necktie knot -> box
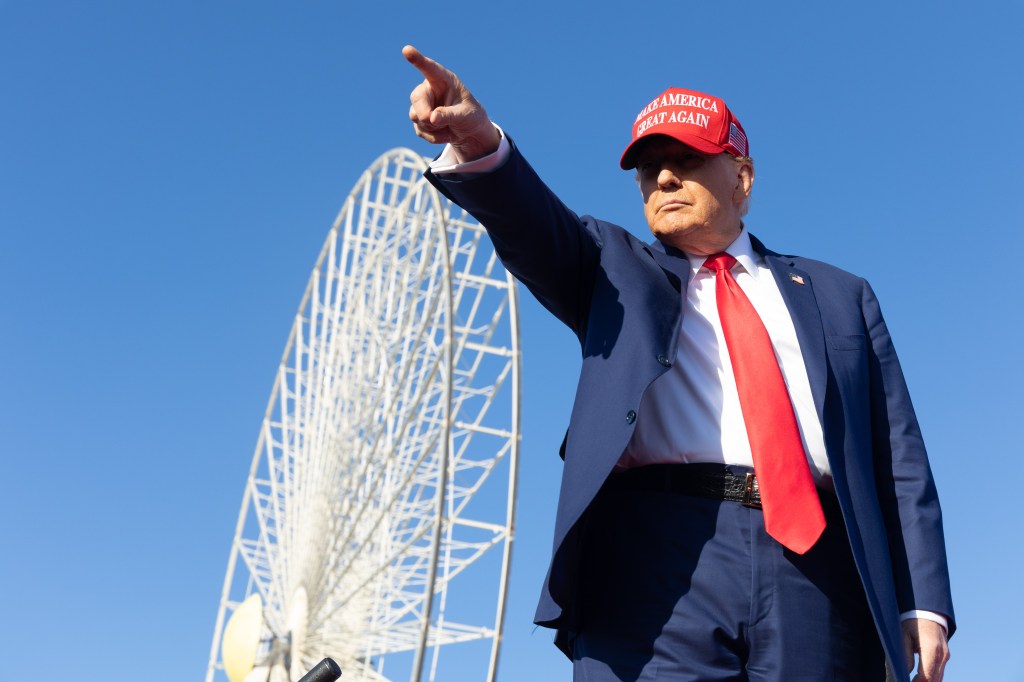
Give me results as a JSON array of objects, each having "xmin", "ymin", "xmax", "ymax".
[{"xmin": 704, "ymin": 253, "xmax": 737, "ymax": 273}]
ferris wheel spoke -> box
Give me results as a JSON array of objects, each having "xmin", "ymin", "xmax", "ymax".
[
  {"xmin": 307, "ymin": 364, "xmax": 450, "ymax": 622},
  {"xmin": 324, "ymin": 338, "xmax": 447, "ymax": 540},
  {"xmin": 311, "ymin": 304, "xmax": 442, "ymax": 508}
]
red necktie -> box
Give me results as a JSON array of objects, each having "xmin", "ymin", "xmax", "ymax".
[{"xmin": 704, "ymin": 253, "xmax": 825, "ymax": 554}]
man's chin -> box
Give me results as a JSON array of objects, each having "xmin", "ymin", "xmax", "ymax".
[
  {"xmin": 650, "ymin": 225, "xmax": 699, "ymax": 250},
  {"xmin": 650, "ymin": 225, "xmax": 741, "ymax": 257}
]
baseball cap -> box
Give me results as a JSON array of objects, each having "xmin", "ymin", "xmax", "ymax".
[{"xmin": 620, "ymin": 87, "xmax": 749, "ymax": 169}]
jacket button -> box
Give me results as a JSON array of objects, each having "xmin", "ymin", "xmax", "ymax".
[
  {"xmin": 625, "ymin": 410, "xmax": 637, "ymax": 424},
  {"xmin": 657, "ymin": 354, "xmax": 671, "ymax": 367}
]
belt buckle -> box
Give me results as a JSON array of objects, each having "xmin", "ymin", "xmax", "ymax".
[{"xmin": 742, "ymin": 473, "xmax": 762, "ymax": 509}]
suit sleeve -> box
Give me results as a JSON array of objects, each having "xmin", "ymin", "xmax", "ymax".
[
  {"xmin": 424, "ymin": 137, "xmax": 601, "ymax": 337},
  {"xmin": 862, "ymin": 279, "xmax": 956, "ymax": 634}
]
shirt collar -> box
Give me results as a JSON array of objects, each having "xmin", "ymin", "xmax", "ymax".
[{"xmin": 685, "ymin": 227, "xmax": 763, "ymax": 279}]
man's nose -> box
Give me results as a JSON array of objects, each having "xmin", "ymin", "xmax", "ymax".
[{"xmin": 657, "ymin": 166, "xmax": 682, "ymax": 188}]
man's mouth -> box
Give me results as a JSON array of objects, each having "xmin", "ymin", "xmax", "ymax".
[{"xmin": 659, "ymin": 200, "xmax": 689, "ymax": 212}]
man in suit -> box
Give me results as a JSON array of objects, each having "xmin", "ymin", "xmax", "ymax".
[{"xmin": 402, "ymin": 46, "xmax": 954, "ymax": 681}]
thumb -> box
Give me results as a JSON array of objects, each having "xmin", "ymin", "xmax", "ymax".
[
  {"xmin": 430, "ymin": 100, "xmax": 474, "ymax": 127},
  {"xmin": 904, "ymin": 632, "xmax": 917, "ymax": 675}
]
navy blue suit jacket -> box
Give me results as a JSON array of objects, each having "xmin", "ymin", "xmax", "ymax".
[{"xmin": 425, "ymin": 139, "xmax": 954, "ymax": 674}]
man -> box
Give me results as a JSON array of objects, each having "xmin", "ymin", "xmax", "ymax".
[{"xmin": 402, "ymin": 45, "xmax": 954, "ymax": 681}]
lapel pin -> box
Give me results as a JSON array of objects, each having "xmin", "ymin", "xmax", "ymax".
[{"xmin": 789, "ymin": 273, "xmax": 805, "ymax": 285}]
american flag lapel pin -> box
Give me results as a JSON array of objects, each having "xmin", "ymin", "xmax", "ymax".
[{"xmin": 789, "ymin": 273, "xmax": 805, "ymax": 285}]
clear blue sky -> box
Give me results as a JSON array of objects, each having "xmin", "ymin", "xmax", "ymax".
[{"xmin": 2, "ymin": 2, "xmax": 1021, "ymax": 680}]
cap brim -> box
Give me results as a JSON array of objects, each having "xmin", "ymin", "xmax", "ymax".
[{"xmin": 619, "ymin": 132, "xmax": 726, "ymax": 170}]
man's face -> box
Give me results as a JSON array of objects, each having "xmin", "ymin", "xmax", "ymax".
[{"xmin": 636, "ymin": 136, "xmax": 753, "ymax": 256}]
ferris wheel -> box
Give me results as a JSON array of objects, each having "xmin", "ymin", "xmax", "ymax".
[{"xmin": 205, "ymin": 148, "xmax": 521, "ymax": 682}]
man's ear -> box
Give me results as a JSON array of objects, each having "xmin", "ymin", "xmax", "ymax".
[{"xmin": 735, "ymin": 160, "xmax": 754, "ymax": 204}]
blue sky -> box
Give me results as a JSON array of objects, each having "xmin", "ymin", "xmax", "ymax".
[{"xmin": 2, "ymin": 1, "xmax": 1021, "ymax": 680}]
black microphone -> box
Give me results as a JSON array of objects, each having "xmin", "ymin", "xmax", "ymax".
[{"xmin": 297, "ymin": 657, "xmax": 342, "ymax": 682}]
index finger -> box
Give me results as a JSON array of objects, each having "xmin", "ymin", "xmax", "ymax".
[{"xmin": 402, "ymin": 45, "xmax": 452, "ymax": 91}]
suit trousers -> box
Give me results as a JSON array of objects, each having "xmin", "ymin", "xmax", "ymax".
[{"xmin": 571, "ymin": 466, "xmax": 886, "ymax": 682}]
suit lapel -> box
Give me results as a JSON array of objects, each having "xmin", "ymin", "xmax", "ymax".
[
  {"xmin": 641, "ymin": 241, "xmax": 690, "ymax": 352},
  {"xmin": 646, "ymin": 240, "xmax": 691, "ymax": 290},
  {"xmin": 759, "ymin": 245, "xmax": 828, "ymax": 425}
]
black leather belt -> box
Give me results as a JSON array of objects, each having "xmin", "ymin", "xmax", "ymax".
[{"xmin": 606, "ymin": 463, "xmax": 763, "ymax": 509}]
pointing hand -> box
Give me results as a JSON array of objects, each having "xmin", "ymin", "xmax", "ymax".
[{"xmin": 403, "ymin": 45, "xmax": 501, "ymax": 163}]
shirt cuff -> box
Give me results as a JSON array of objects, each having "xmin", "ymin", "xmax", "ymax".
[
  {"xmin": 429, "ymin": 124, "xmax": 508, "ymax": 174},
  {"xmin": 899, "ymin": 610, "xmax": 949, "ymax": 634}
]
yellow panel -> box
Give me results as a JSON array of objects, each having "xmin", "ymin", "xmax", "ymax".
[{"xmin": 222, "ymin": 594, "xmax": 263, "ymax": 682}]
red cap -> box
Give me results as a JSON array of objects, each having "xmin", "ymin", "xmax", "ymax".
[{"xmin": 619, "ymin": 87, "xmax": 749, "ymax": 169}]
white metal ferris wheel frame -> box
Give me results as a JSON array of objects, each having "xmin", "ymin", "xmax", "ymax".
[{"xmin": 206, "ymin": 148, "xmax": 521, "ymax": 682}]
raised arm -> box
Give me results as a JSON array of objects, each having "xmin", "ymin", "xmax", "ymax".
[
  {"xmin": 402, "ymin": 46, "xmax": 602, "ymax": 337},
  {"xmin": 402, "ymin": 45, "xmax": 501, "ymax": 163}
]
